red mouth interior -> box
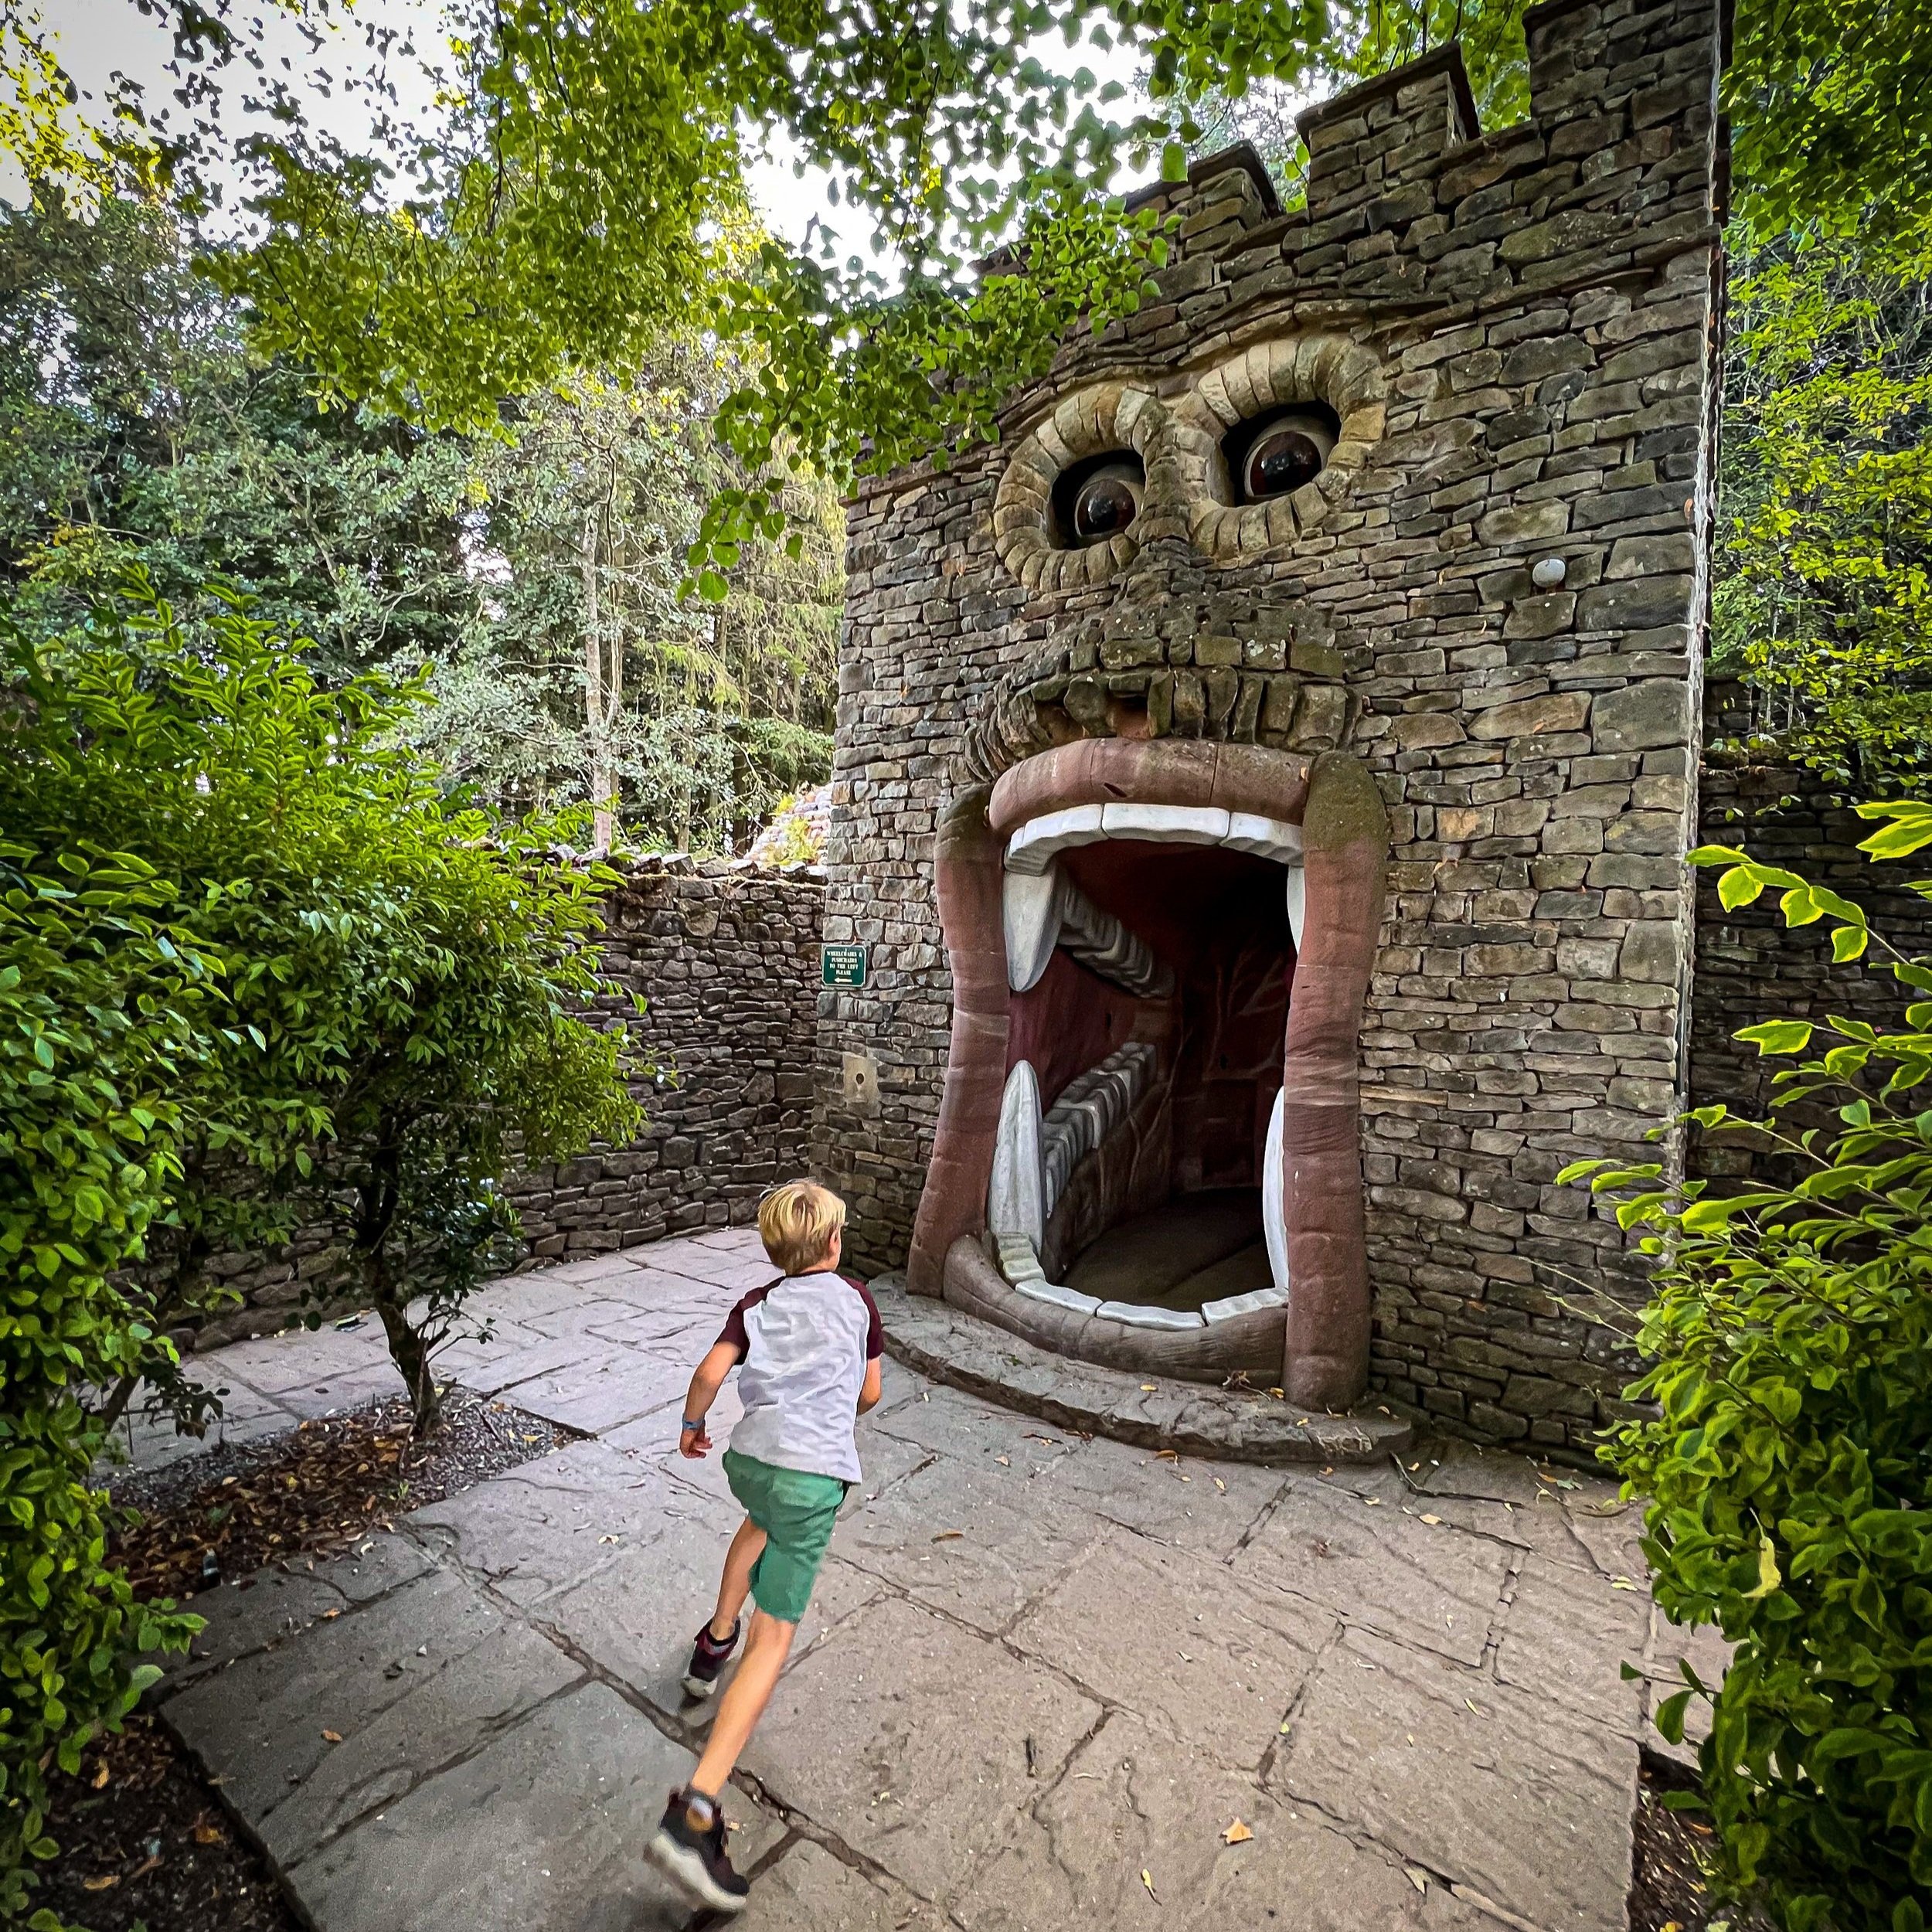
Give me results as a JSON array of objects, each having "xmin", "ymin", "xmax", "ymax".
[{"xmin": 1005, "ymin": 838, "xmax": 1294, "ymax": 1306}]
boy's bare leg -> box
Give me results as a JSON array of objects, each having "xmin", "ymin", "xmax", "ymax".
[
  {"xmin": 709, "ymin": 1519, "xmax": 766, "ymax": 1640},
  {"xmin": 690, "ymin": 1610, "xmax": 795, "ymax": 1797}
]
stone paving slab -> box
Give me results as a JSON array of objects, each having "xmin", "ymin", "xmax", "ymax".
[
  {"xmin": 1012, "ymin": 1532, "xmax": 1330, "ymax": 1770},
  {"xmin": 1272, "ymin": 1625, "xmax": 1638, "ymax": 1932},
  {"xmin": 406, "ymin": 1438, "xmax": 702, "ymax": 1606},
  {"xmin": 168, "ymin": 1567, "xmax": 570, "ymax": 1866},
  {"xmin": 164, "ymin": 1534, "xmax": 434, "ymax": 1689},
  {"xmin": 830, "ymin": 1453, "xmax": 1106, "ymax": 1637},
  {"xmin": 285, "ymin": 1682, "xmax": 786, "ymax": 1932},
  {"xmin": 873, "ymin": 1273, "xmax": 1415, "ymax": 1464},
  {"xmin": 1230, "ymin": 1478, "xmax": 1518, "ymax": 1668},
  {"xmin": 730, "ymin": 1837, "xmax": 950, "ymax": 1931},
  {"xmin": 1492, "ymin": 1553, "xmax": 1652, "ymax": 1736},
  {"xmin": 743, "ymin": 1592, "xmax": 1103, "ymax": 1900},
  {"xmin": 1028, "ymin": 1428, "xmax": 1289, "ymax": 1560},
  {"xmin": 125, "ymin": 1230, "xmax": 1670, "ymax": 1932},
  {"xmin": 956, "ymin": 1707, "xmax": 1460, "ymax": 1932}
]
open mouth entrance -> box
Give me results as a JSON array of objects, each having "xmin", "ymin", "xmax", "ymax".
[
  {"xmin": 992, "ymin": 834, "xmax": 1297, "ymax": 1330},
  {"xmin": 909, "ymin": 737, "xmax": 1386, "ymax": 1404}
]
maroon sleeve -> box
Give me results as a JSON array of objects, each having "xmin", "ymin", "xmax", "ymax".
[
  {"xmin": 715, "ymin": 1281, "xmax": 777, "ymax": 1362},
  {"xmin": 848, "ymin": 1275, "xmax": 884, "ymax": 1361}
]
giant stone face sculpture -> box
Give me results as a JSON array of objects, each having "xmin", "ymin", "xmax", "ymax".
[{"xmin": 817, "ymin": 0, "xmax": 1724, "ymax": 1447}]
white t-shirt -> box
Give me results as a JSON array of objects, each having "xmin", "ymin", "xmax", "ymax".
[{"xmin": 716, "ymin": 1271, "xmax": 883, "ymax": 1485}]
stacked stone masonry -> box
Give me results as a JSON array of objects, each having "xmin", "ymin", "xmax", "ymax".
[
  {"xmin": 199, "ymin": 861, "xmax": 822, "ymax": 1343},
  {"xmin": 1691, "ymin": 680, "xmax": 1931, "ymax": 1180},
  {"xmin": 814, "ymin": 0, "xmax": 1726, "ymax": 1454}
]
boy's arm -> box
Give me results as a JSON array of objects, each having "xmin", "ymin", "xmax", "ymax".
[
  {"xmin": 679, "ymin": 1341, "xmax": 740, "ymax": 1458},
  {"xmin": 856, "ymin": 1356, "xmax": 883, "ymax": 1416}
]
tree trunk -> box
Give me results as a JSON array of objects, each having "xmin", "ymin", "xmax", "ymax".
[
  {"xmin": 583, "ymin": 509, "xmax": 617, "ymax": 852},
  {"xmin": 375, "ymin": 1298, "xmax": 443, "ymax": 1437}
]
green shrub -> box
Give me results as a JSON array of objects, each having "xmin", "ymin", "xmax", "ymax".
[
  {"xmin": 7, "ymin": 572, "xmax": 643, "ymax": 1435},
  {"xmin": 1569, "ymin": 802, "xmax": 1932, "ymax": 1932},
  {"xmin": 0, "ymin": 570, "xmax": 644, "ymax": 1918},
  {"xmin": 0, "ymin": 840, "xmax": 202, "ymax": 1926}
]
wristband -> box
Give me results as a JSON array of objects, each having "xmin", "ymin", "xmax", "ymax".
[{"xmin": 680, "ymin": 1417, "xmax": 704, "ymax": 1432}]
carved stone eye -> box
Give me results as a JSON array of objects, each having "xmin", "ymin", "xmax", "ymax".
[
  {"xmin": 1227, "ymin": 409, "xmax": 1338, "ymax": 503},
  {"xmin": 1053, "ymin": 454, "xmax": 1144, "ymax": 549}
]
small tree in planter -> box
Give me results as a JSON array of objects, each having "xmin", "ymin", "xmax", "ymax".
[
  {"xmin": 1566, "ymin": 802, "xmax": 1932, "ymax": 1932},
  {"xmin": 9, "ymin": 572, "xmax": 641, "ymax": 1440},
  {"xmin": 291, "ymin": 815, "xmax": 641, "ymax": 1434}
]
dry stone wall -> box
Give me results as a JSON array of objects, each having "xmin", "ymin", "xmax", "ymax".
[
  {"xmin": 509, "ymin": 860, "xmax": 825, "ymax": 1255},
  {"xmin": 1691, "ymin": 681, "xmax": 1930, "ymax": 1178},
  {"xmin": 815, "ymin": 0, "xmax": 1726, "ymax": 1454},
  {"xmin": 199, "ymin": 860, "xmax": 821, "ymax": 1343}
]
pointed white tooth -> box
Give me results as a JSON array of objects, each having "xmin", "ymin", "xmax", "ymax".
[
  {"xmin": 1263, "ymin": 1086, "xmax": 1290, "ymax": 1293},
  {"xmin": 1006, "ymin": 804, "xmax": 1104, "ymax": 874},
  {"xmin": 1097, "ymin": 802, "xmax": 1230, "ymax": 845},
  {"xmin": 1004, "ymin": 867, "xmax": 1063, "ymax": 993},
  {"xmin": 1017, "ymin": 1279, "xmax": 1101, "ymax": 1315},
  {"xmin": 988, "ymin": 1061, "xmax": 1046, "ymax": 1245},
  {"xmin": 1096, "ymin": 1301, "xmax": 1206, "ymax": 1330},
  {"xmin": 1223, "ymin": 812, "xmax": 1304, "ymax": 863},
  {"xmin": 1284, "ymin": 864, "xmax": 1307, "ymax": 952},
  {"xmin": 1203, "ymin": 1285, "xmax": 1291, "ymax": 1323}
]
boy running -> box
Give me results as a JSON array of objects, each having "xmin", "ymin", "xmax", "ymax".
[{"xmin": 646, "ymin": 1180, "xmax": 883, "ymax": 1913}]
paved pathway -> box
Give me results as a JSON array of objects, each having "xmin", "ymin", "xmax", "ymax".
[{"xmin": 134, "ymin": 1230, "xmax": 1719, "ymax": 1932}]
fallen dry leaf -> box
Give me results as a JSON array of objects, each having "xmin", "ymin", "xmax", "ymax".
[
  {"xmin": 1141, "ymin": 1868, "xmax": 1158, "ymax": 1900},
  {"xmin": 90, "ymin": 1760, "xmax": 110, "ymax": 1790},
  {"xmin": 1139, "ymin": 1383, "xmax": 1157, "ymax": 1392},
  {"xmin": 83, "ymin": 1874, "xmax": 120, "ymax": 1891},
  {"xmin": 193, "ymin": 1818, "xmax": 223, "ymax": 1845},
  {"xmin": 1419, "ymin": 1513, "xmax": 1442, "ymax": 1526},
  {"xmin": 321, "ymin": 1728, "xmax": 343, "ymax": 1743},
  {"xmin": 932, "ymin": 1530, "xmax": 964, "ymax": 1543},
  {"xmin": 1405, "ymin": 1866, "xmax": 1429, "ymax": 1893},
  {"xmin": 1222, "ymin": 1819, "xmax": 1254, "ymax": 1845}
]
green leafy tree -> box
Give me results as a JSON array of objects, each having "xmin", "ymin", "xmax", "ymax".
[
  {"xmin": 1709, "ymin": 226, "xmax": 1932, "ymax": 788},
  {"xmin": 0, "ymin": 181, "xmax": 476, "ymax": 676},
  {"xmin": 6, "ymin": 571, "xmax": 644, "ymax": 1437},
  {"xmin": 1567, "ymin": 804, "xmax": 1932, "ymax": 1932}
]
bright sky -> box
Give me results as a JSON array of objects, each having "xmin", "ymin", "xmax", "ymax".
[{"xmin": 33, "ymin": 0, "xmax": 1160, "ymax": 257}]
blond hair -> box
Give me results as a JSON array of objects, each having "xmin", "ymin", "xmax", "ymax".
[{"xmin": 757, "ymin": 1180, "xmax": 847, "ymax": 1275}]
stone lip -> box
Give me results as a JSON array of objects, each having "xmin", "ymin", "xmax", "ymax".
[{"xmin": 872, "ymin": 1273, "xmax": 1413, "ymax": 1464}]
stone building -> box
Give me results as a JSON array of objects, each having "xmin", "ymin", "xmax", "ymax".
[{"xmin": 813, "ymin": 0, "xmax": 1726, "ymax": 1454}]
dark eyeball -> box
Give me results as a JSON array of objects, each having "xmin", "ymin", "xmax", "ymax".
[
  {"xmin": 1240, "ymin": 414, "xmax": 1336, "ymax": 500},
  {"xmin": 1070, "ymin": 462, "xmax": 1142, "ymax": 545}
]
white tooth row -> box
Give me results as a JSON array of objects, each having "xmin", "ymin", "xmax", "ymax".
[
  {"xmin": 990, "ymin": 1046, "xmax": 1155, "ymax": 1248},
  {"xmin": 1004, "ymin": 869, "xmax": 1171, "ymax": 997},
  {"xmin": 988, "ymin": 1056, "xmax": 1291, "ymax": 1329},
  {"xmin": 1044, "ymin": 1043, "xmax": 1157, "ymax": 1204},
  {"xmin": 1004, "ymin": 803, "xmax": 1307, "ymax": 951}
]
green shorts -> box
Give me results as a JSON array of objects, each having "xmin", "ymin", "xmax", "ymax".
[{"xmin": 723, "ymin": 1449, "xmax": 849, "ymax": 1625}]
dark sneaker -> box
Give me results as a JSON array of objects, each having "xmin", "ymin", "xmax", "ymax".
[
  {"xmin": 681, "ymin": 1617, "xmax": 740, "ymax": 1699},
  {"xmin": 648, "ymin": 1788, "xmax": 750, "ymax": 1913}
]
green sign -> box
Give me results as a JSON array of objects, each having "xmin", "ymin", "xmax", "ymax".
[{"xmin": 821, "ymin": 943, "xmax": 868, "ymax": 988}]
